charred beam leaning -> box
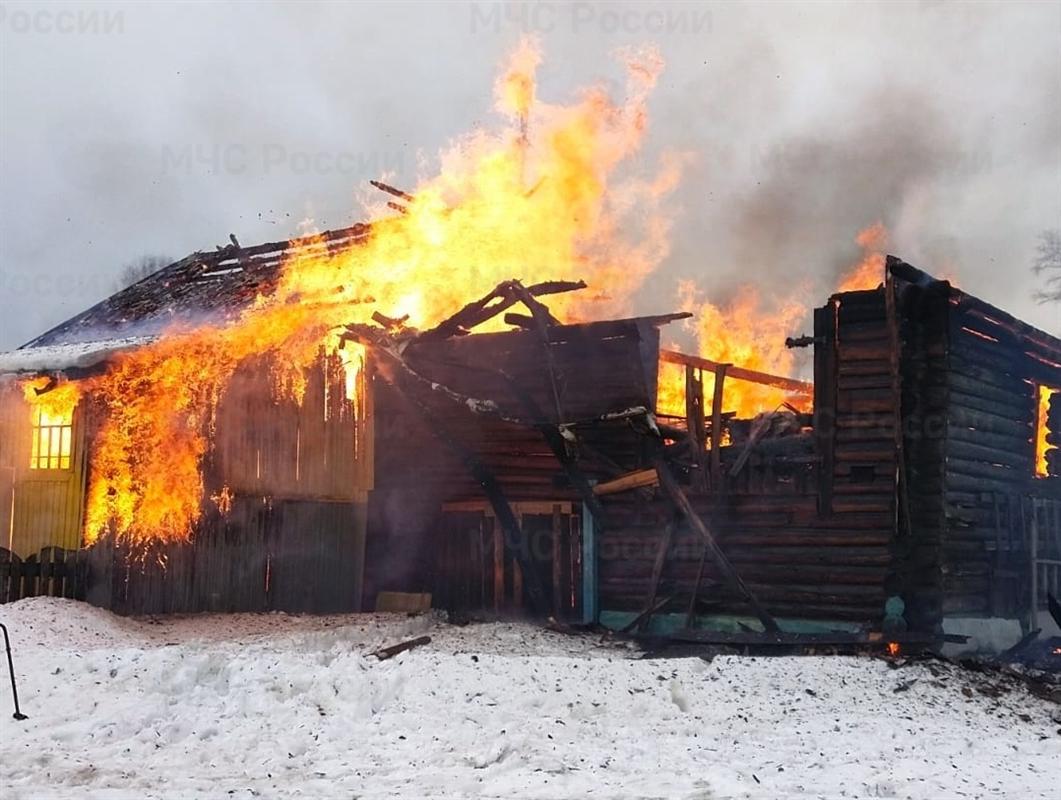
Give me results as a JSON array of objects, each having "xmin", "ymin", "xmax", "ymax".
[
  {"xmin": 653, "ymin": 457, "xmax": 781, "ymax": 633},
  {"xmin": 660, "ymin": 349, "xmax": 812, "ymax": 396},
  {"xmin": 369, "ymin": 179, "xmax": 415, "ymax": 203}
]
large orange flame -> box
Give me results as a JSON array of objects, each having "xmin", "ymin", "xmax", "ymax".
[
  {"xmin": 21, "ymin": 39, "xmax": 678, "ymax": 545},
  {"xmin": 658, "ymin": 284, "xmax": 809, "ymax": 418},
  {"xmin": 655, "ymin": 222, "xmax": 891, "ymax": 422},
  {"xmin": 837, "ymin": 222, "xmax": 887, "ymax": 293}
]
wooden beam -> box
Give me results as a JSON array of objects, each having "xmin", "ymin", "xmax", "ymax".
[
  {"xmin": 660, "ymin": 349, "xmax": 812, "ymax": 396},
  {"xmin": 685, "ymin": 544, "xmax": 708, "ymax": 627},
  {"xmin": 686, "ymin": 365, "xmax": 708, "ymax": 491},
  {"xmin": 552, "ymin": 504, "xmax": 563, "ymax": 619},
  {"xmin": 619, "ymin": 593, "xmax": 675, "ymax": 634},
  {"xmin": 592, "ymin": 468, "xmax": 659, "ymax": 496},
  {"xmin": 415, "ymin": 279, "xmax": 587, "ymax": 342},
  {"xmin": 653, "ymin": 457, "xmax": 780, "ymax": 632},
  {"xmin": 371, "ymin": 635, "xmax": 431, "ymax": 661},
  {"xmin": 709, "ymin": 363, "xmax": 728, "ymax": 490}
]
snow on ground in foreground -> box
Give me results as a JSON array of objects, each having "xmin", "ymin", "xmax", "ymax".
[{"xmin": 0, "ymin": 598, "xmax": 1058, "ymax": 800}]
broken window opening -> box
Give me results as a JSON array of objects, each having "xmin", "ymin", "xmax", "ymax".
[{"xmin": 1035, "ymin": 385, "xmax": 1059, "ymax": 478}]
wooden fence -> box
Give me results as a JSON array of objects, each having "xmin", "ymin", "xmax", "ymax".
[
  {"xmin": 1, "ymin": 497, "xmax": 366, "ymax": 614},
  {"xmin": 0, "ymin": 546, "xmax": 87, "ymax": 603}
]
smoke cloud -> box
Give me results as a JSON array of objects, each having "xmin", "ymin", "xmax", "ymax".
[{"xmin": 1, "ymin": 1, "xmax": 1058, "ymax": 352}]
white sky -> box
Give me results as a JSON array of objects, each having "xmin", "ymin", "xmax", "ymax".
[{"xmin": 1, "ymin": 1, "xmax": 1058, "ymax": 349}]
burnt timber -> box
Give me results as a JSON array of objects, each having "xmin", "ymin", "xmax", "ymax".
[{"xmin": 0, "ymin": 218, "xmax": 1059, "ymax": 650}]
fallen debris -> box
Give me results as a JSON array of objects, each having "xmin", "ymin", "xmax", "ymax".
[{"xmin": 370, "ymin": 635, "xmax": 432, "ymax": 661}]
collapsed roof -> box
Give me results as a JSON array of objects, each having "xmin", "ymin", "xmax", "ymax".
[{"xmin": 22, "ymin": 224, "xmax": 370, "ymax": 349}]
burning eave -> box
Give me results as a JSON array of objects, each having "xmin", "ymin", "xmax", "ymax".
[{"xmin": 0, "ymin": 335, "xmax": 157, "ymax": 379}]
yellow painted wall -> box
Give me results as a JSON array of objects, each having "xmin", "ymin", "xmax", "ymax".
[{"xmin": 0, "ymin": 382, "xmax": 87, "ymax": 558}]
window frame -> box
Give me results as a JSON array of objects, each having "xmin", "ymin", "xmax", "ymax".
[{"xmin": 27, "ymin": 405, "xmax": 75, "ymax": 473}]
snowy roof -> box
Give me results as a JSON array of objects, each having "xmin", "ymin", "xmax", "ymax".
[{"xmin": 0, "ymin": 335, "xmax": 156, "ymax": 376}]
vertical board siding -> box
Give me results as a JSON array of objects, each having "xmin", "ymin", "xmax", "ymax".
[{"xmin": 1, "ymin": 348, "xmax": 372, "ymax": 614}]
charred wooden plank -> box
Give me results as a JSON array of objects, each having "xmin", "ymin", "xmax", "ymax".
[
  {"xmin": 371, "ymin": 635, "xmax": 432, "ymax": 660},
  {"xmin": 653, "ymin": 458, "xmax": 780, "ymax": 632},
  {"xmin": 709, "ymin": 364, "xmax": 728, "ymax": 489},
  {"xmin": 592, "ymin": 468, "xmax": 659, "ymax": 496},
  {"xmin": 659, "ymin": 350, "xmax": 812, "ymax": 396},
  {"xmin": 415, "ymin": 279, "xmax": 587, "ymax": 342},
  {"xmin": 369, "ymin": 179, "xmax": 415, "ymax": 202}
]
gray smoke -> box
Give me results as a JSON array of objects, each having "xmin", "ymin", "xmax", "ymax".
[{"xmin": 0, "ymin": 1, "xmax": 1058, "ymax": 352}]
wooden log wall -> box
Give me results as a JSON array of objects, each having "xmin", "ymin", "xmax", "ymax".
[
  {"xmin": 936, "ymin": 290, "xmax": 1061, "ymax": 617},
  {"xmin": 829, "ymin": 289, "xmax": 898, "ymax": 519},
  {"xmin": 591, "ymin": 289, "xmax": 899, "ymax": 627},
  {"xmin": 432, "ymin": 506, "xmax": 581, "ymax": 619},
  {"xmin": 598, "ymin": 488, "xmax": 894, "ymax": 622}
]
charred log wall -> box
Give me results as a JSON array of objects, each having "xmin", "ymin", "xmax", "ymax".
[
  {"xmin": 599, "ymin": 486, "xmax": 895, "ymax": 623},
  {"xmin": 937, "ymin": 292, "xmax": 1061, "ymax": 618},
  {"xmin": 895, "ymin": 276, "xmax": 951, "ymax": 630},
  {"xmin": 596, "ymin": 291, "xmax": 900, "ymax": 627}
]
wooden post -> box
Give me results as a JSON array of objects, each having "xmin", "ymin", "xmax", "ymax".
[
  {"xmin": 1029, "ymin": 498, "xmax": 1040, "ymax": 627},
  {"xmin": 491, "ymin": 516, "xmax": 503, "ymax": 614},
  {"xmin": 686, "ymin": 366, "xmax": 708, "ymax": 491},
  {"xmin": 654, "ymin": 457, "xmax": 780, "ymax": 632},
  {"xmin": 552, "ymin": 504, "xmax": 563, "ymax": 619},
  {"xmin": 813, "ymin": 304, "xmax": 837, "ymax": 515},
  {"xmin": 884, "ymin": 273, "xmax": 913, "ymax": 540},
  {"xmin": 709, "ymin": 364, "xmax": 729, "ymax": 491},
  {"xmin": 686, "ymin": 544, "xmax": 708, "ymax": 627},
  {"xmin": 581, "ymin": 498, "xmax": 598, "ymax": 624},
  {"xmin": 512, "ymin": 558, "xmax": 523, "ymax": 609}
]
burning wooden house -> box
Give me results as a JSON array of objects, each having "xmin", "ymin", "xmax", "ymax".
[{"xmin": 1, "ymin": 224, "xmax": 1059, "ymax": 650}]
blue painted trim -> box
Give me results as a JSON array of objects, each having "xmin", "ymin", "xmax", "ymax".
[{"xmin": 581, "ymin": 500, "xmax": 598, "ymax": 624}]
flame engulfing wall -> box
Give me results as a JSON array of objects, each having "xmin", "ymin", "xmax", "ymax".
[{"xmin": 21, "ymin": 39, "xmax": 681, "ymax": 546}]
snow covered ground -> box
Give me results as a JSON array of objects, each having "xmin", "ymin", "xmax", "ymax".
[{"xmin": 0, "ymin": 598, "xmax": 1057, "ymax": 799}]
